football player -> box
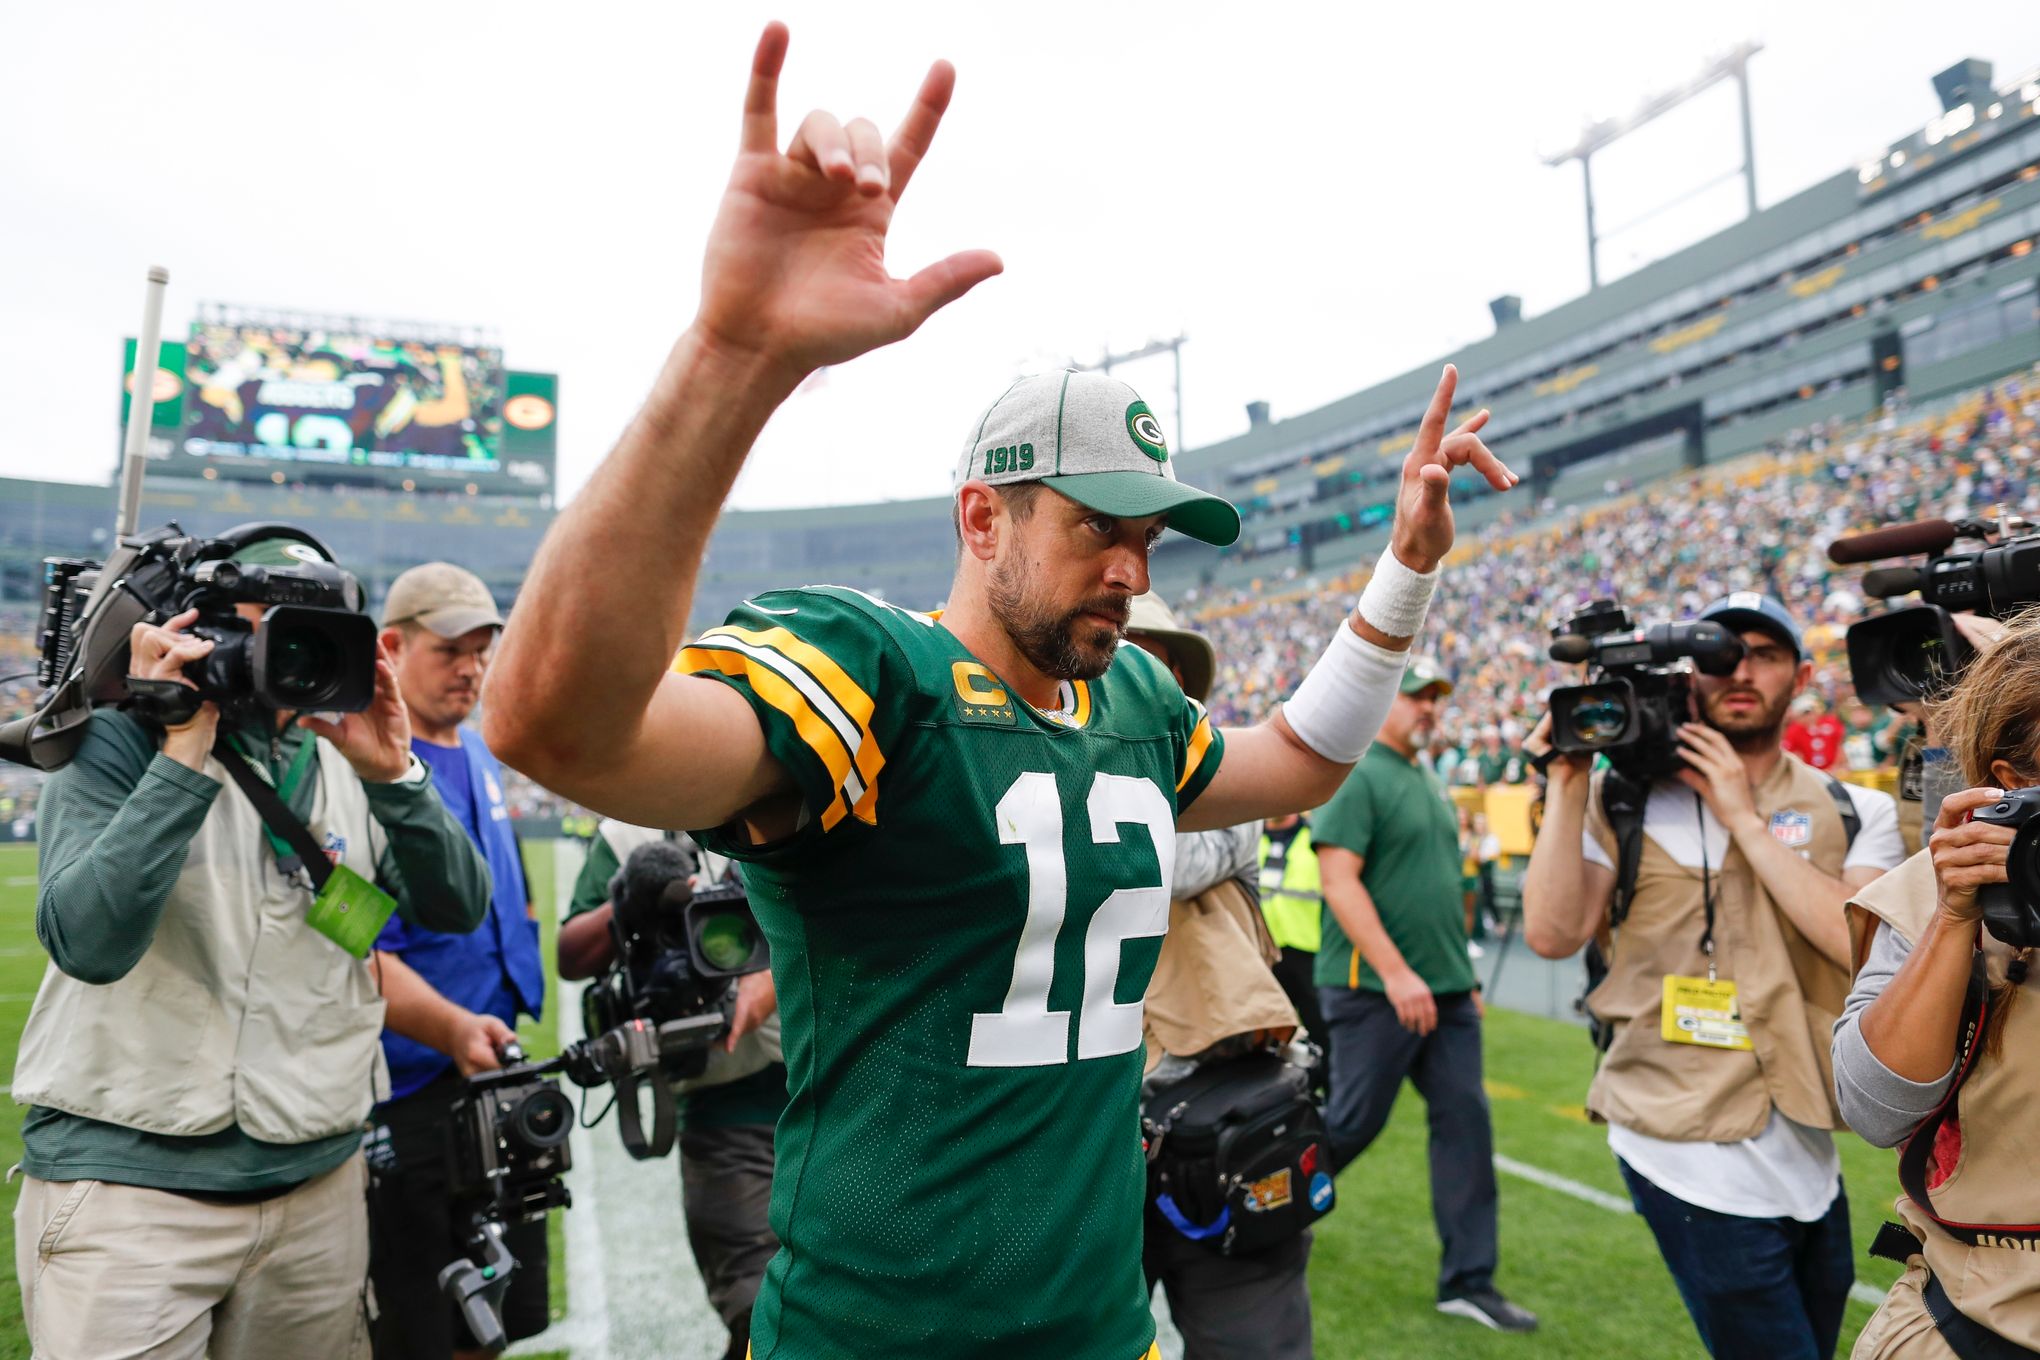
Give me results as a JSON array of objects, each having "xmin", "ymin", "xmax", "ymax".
[{"xmin": 487, "ymin": 24, "xmax": 1514, "ymax": 1359}]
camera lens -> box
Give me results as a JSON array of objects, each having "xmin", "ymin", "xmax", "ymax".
[
  {"xmin": 1566, "ymin": 697, "xmax": 1631, "ymax": 745},
  {"xmin": 695, "ymin": 912, "xmax": 759, "ymax": 972},
  {"xmin": 268, "ymin": 624, "xmax": 341, "ymax": 701},
  {"xmin": 506, "ymin": 1085, "xmax": 574, "ymax": 1149}
]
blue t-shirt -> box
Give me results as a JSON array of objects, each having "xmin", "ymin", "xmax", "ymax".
[{"xmin": 375, "ymin": 728, "xmax": 544, "ymax": 1099}]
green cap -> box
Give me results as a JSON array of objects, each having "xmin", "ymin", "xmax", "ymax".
[
  {"xmin": 953, "ymin": 370, "xmax": 1241, "ymax": 547},
  {"xmin": 1399, "ymin": 656, "xmax": 1453, "ymax": 696}
]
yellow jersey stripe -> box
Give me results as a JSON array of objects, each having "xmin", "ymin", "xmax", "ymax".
[
  {"xmin": 675, "ymin": 646, "xmax": 854, "ymax": 831},
  {"xmin": 1350, "ymin": 947, "xmax": 1361, "ymax": 989},
  {"xmin": 1071, "ymin": 679, "xmax": 1092, "ymax": 727},
  {"xmin": 697, "ymin": 624, "xmax": 886, "ymax": 820},
  {"xmin": 1177, "ymin": 715, "xmax": 1215, "ymax": 792}
]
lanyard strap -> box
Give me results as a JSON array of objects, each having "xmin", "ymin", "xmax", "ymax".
[
  {"xmin": 1695, "ymin": 790, "xmax": 1719, "ymax": 982},
  {"xmin": 225, "ymin": 730, "xmax": 321, "ymax": 877}
]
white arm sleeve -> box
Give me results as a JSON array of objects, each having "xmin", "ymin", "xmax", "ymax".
[{"xmin": 1279, "ymin": 620, "xmax": 1416, "ymax": 765}]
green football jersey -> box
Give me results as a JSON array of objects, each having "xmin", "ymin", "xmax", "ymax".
[{"xmin": 678, "ymin": 585, "xmax": 1223, "ymax": 1360}]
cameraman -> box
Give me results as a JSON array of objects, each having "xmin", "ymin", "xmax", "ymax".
[
  {"xmin": 1129, "ymin": 592, "xmax": 1316, "ymax": 1360},
  {"xmin": 1836, "ymin": 613, "xmax": 2040, "ymax": 1357},
  {"xmin": 1522, "ymin": 594, "xmax": 1904, "ymax": 1360},
  {"xmin": 11, "ymin": 535, "xmax": 490, "ymax": 1360},
  {"xmin": 559, "ymin": 820, "xmax": 783, "ymax": 1360},
  {"xmin": 362, "ymin": 563, "xmax": 550, "ymax": 1360}
]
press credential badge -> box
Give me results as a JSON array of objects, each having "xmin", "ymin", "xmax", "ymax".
[{"xmin": 1660, "ymin": 974, "xmax": 1754, "ymax": 1051}]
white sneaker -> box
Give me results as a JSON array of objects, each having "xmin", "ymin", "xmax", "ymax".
[{"xmin": 1467, "ymin": 941, "xmax": 1486, "ymax": 959}]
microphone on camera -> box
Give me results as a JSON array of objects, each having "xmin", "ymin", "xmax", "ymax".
[
  {"xmin": 609, "ymin": 839, "xmax": 696, "ymax": 941},
  {"xmin": 1548, "ymin": 634, "xmax": 1596, "ymax": 665},
  {"xmin": 1827, "ymin": 519, "xmax": 1959, "ymax": 565},
  {"xmin": 1861, "ymin": 566, "xmax": 1926, "ymax": 598}
]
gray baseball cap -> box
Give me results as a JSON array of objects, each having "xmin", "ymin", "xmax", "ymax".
[
  {"xmin": 953, "ymin": 370, "xmax": 1241, "ymax": 547},
  {"xmin": 382, "ymin": 561, "xmax": 505, "ymax": 638}
]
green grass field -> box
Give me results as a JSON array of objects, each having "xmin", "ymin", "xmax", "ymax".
[{"xmin": 0, "ymin": 841, "xmax": 1905, "ymax": 1358}]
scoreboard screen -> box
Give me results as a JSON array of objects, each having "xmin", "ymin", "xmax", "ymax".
[{"xmin": 180, "ymin": 322, "xmax": 508, "ymax": 480}]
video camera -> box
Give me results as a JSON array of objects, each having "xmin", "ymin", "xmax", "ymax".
[
  {"xmin": 0, "ymin": 521, "xmax": 379, "ymax": 770},
  {"xmin": 1830, "ymin": 515, "xmax": 2040, "ymax": 707},
  {"xmin": 1544, "ymin": 600, "xmax": 1746, "ymax": 781},
  {"xmin": 436, "ymin": 845, "xmax": 769, "ymax": 1350},
  {"xmin": 1972, "ymin": 787, "xmax": 2040, "ymax": 950},
  {"xmin": 578, "ymin": 839, "xmax": 769, "ymax": 1158}
]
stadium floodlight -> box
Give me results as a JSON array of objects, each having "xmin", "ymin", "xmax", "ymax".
[
  {"xmin": 117, "ymin": 266, "xmax": 170, "ymax": 539},
  {"xmin": 1543, "ymin": 41, "xmax": 1764, "ymax": 290}
]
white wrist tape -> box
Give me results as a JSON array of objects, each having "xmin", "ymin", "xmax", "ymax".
[
  {"xmin": 1281, "ymin": 621, "xmax": 1412, "ymax": 764},
  {"xmin": 1356, "ymin": 546, "xmax": 1439, "ymax": 639}
]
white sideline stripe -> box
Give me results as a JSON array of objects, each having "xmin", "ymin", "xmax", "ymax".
[{"xmin": 1492, "ymin": 1153, "xmax": 1889, "ymax": 1310}]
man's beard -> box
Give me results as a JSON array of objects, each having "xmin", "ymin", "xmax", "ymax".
[
  {"xmin": 986, "ymin": 558, "xmax": 1126, "ymax": 682},
  {"xmin": 1700, "ymin": 683, "xmax": 1790, "ymax": 753}
]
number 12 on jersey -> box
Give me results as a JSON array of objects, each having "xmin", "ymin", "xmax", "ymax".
[{"xmin": 967, "ymin": 771, "xmax": 1175, "ymax": 1068}]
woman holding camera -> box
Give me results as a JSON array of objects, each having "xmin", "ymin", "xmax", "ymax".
[{"xmin": 1836, "ymin": 610, "xmax": 2040, "ymax": 1358}]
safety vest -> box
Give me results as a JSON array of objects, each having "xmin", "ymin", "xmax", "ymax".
[{"xmin": 1258, "ymin": 825, "xmax": 1321, "ymax": 954}]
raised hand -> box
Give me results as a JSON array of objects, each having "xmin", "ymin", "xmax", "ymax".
[
  {"xmin": 300, "ymin": 643, "xmax": 413, "ymax": 783},
  {"xmin": 1391, "ymin": 365, "xmax": 1518, "ymax": 572},
  {"xmin": 693, "ymin": 23, "xmax": 1004, "ymax": 380}
]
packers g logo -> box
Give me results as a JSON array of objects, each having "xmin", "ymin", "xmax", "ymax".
[{"xmin": 1126, "ymin": 402, "xmax": 1168, "ymax": 463}]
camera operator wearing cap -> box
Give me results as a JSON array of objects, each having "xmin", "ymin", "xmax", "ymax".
[
  {"xmin": 1832, "ymin": 612, "xmax": 2040, "ymax": 1359},
  {"xmin": 362, "ymin": 562, "xmax": 551, "ymax": 1360},
  {"xmin": 12, "ymin": 534, "xmax": 491, "ymax": 1360},
  {"xmin": 1522, "ymin": 593, "xmax": 1904, "ymax": 1360},
  {"xmin": 1312, "ymin": 656, "xmax": 1536, "ymax": 1335},
  {"xmin": 1127, "ymin": 592, "xmax": 1317, "ymax": 1360},
  {"xmin": 558, "ymin": 824, "xmax": 783, "ymax": 1360}
]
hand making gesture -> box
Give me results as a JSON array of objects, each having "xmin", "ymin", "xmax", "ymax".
[
  {"xmin": 1390, "ymin": 364, "xmax": 1518, "ymax": 572},
  {"xmin": 693, "ymin": 23, "xmax": 1004, "ymax": 381}
]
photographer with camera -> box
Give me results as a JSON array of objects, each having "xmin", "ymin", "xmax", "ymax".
[
  {"xmin": 1522, "ymin": 593, "xmax": 1904, "ymax": 1360},
  {"xmin": 559, "ymin": 821, "xmax": 783, "ymax": 1360},
  {"xmin": 1128, "ymin": 592, "xmax": 1324, "ymax": 1360},
  {"xmin": 1833, "ymin": 611, "xmax": 2040, "ymax": 1358},
  {"xmin": 11, "ymin": 533, "xmax": 491, "ymax": 1360},
  {"xmin": 360, "ymin": 563, "xmax": 550, "ymax": 1360}
]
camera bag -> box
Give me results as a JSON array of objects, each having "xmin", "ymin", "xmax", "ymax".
[{"xmin": 1142, "ymin": 1051, "xmax": 1333, "ymax": 1256}]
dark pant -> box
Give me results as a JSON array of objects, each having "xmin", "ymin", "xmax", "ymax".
[
  {"xmin": 1319, "ymin": 986, "xmax": 1497, "ymax": 1299},
  {"xmin": 1618, "ymin": 1158, "xmax": 1854, "ymax": 1360},
  {"xmin": 679, "ymin": 1122, "xmax": 779, "ymax": 1360},
  {"xmin": 365, "ymin": 1073, "xmax": 550, "ymax": 1358},
  {"xmin": 1144, "ymin": 1217, "xmax": 1313, "ymax": 1360},
  {"xmin": 1272, "ymin": 947, "xmax": 1328, "ymax": 1053}
]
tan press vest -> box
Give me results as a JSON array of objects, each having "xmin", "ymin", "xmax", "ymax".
[
  {"xmin": 1144, "ymin": 876, "xmax": 1299, "ymax": 1072},
  {"xmin": 1851, "ymin": 850, "xmax": 2040, "ymax": 1349},
  {"xmin": 1583, "ymin": 753, "xmax": 1853, "ymax": 1142},
  {"xmin": 14, "ymin": 737, "xmax": 390, "ymax": 1144}
]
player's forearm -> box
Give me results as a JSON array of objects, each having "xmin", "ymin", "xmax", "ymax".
[
  {"xmin": 486, "ymin": 328, "xmax": 800, "ymax": 781},
  {"xmin": 557, "ymin": 903, "xmax": 619, "ymax": 981},
  {"xmin": 1726, "ymin": 819, "xmax": 1854, "ymax": 967}
]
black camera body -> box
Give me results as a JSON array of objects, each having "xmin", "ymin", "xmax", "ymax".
[
  {"xmin": 1842, "ymin": 521, "xmax": 2040, "ymax": 706},
  {"xmin": 1, "ymin": 522, "xmax": 377, "ymax": 768},
  {"xmin": 1970, "ymin": 787, "xmax": 2040, "ymax": 948},
  {"xmin": 1545, "ymin": 600, "xmax": 1746, "ymax": 782},
  {"xmin": 445, "ymin": 1050, "xmax": 576, "ymax": 1221}
]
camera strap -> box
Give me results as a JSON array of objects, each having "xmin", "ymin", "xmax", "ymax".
[
  {"xmin": 1696, "ymin": 791, "xmax": 1720, "ymax": 981},
  {"xmin": 215, "ymin": 732, "xmax": 330, "ymax": 891}
]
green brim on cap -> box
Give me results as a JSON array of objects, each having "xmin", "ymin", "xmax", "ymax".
[{"xmin": 1045, "ymin": 470, "xmax": 1242, "ymax": 548}]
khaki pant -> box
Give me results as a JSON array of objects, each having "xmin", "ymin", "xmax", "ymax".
[
  {"xmin": 15, "ymin": 1153, "xmax": 371, "ymax": 1360},
  {"xmin": 1852, "ymin": 1262, "xmax": 1960, "ymax": 1359}
]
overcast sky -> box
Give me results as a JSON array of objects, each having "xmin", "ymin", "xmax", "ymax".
[{"xmin": 3, "ymin": 2, "xmax": 2033, "ymax": 509}]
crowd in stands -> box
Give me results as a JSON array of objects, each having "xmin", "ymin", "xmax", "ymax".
[
  {"xmin": 1185, "ymin": 367, "xmax": 2040, "ymax": 783},
  {"xmin": 1, "ymin": 370, "xmax": 2036, "ymax": 835}
]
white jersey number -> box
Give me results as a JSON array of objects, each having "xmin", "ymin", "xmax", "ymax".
[{"xmin": 966, "ymin": 771, "xmax": 1174, "ymax": 1068}]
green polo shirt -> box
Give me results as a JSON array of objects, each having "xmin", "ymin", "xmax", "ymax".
[{"xmin": 1311, "ymin": 742, "xmax": 1475, "ymax": 995}]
